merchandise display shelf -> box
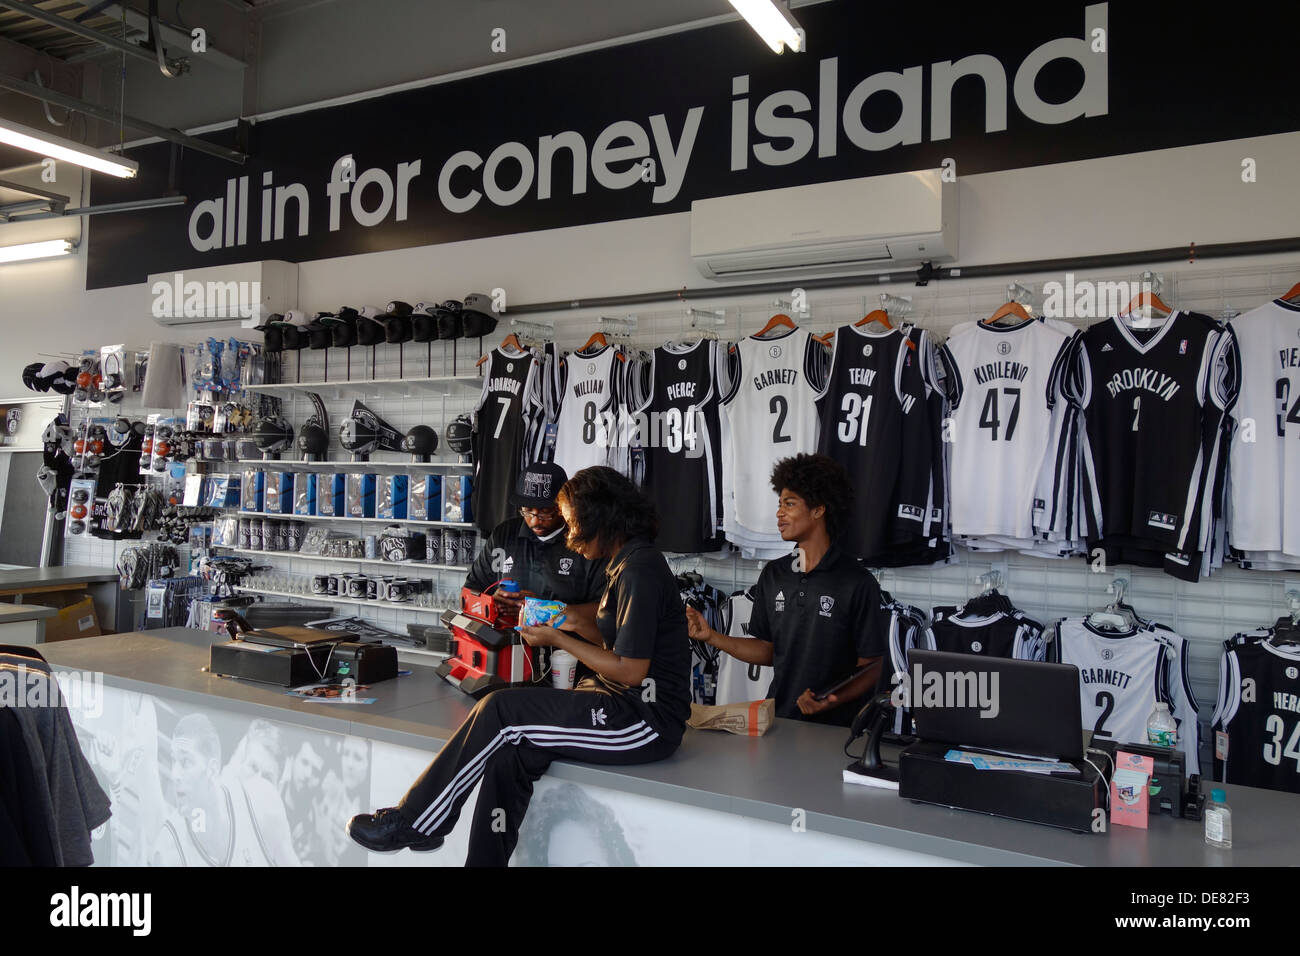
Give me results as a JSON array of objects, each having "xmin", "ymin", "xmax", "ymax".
[
  {"xmin": 214, "ymin": 545, "xmax": 468, "ymax": 573},
  {"xmin": 233, "ymin": 458, "xmax": 473, "ymax": 473},
  {"xmin": 222, "ymin": 508, "xmax": 475, "ymax": 529},
  {"xmin": 232, "ymin": 585, "xmax": 448, "ymax": 615},
  {"xmin": 242, "ymin": 374, "xmax": 483, "ymax": 399}
]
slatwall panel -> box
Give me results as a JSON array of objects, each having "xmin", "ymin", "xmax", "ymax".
[{"xmin": 60, "ymin": 256, "xmax": 1300, "ymax": 746}]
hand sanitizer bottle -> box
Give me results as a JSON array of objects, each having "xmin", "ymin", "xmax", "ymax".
[{"xmin": 1205, "ymin": 789, "xmax": 1232, "ymax": 849}]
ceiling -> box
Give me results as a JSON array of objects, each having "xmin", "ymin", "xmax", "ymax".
[{"xmin": 0, "ymin": 0, "xmax": 829, "ymax": 219}]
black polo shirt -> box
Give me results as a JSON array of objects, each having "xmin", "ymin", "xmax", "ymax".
[
  {"xmin": 746, "ymin": 542, "xmax": 887, "ymax": 727},
  {"xmin": 465, "ymin": 516, "xmax": 606, "ymax": 606},
  {"xmin": 590, "ymin": 538, "xmax": 691, "ymax": 739}
]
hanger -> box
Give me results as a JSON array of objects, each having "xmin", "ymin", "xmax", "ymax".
[
  {"xmin": 754, "ymin": 313, "xmax": 796, "ymax": 338},
  {"xmin": 1087, "ymin": 578, "xmax": 1138, "ymax": 631},
  {"xmin": 1120, "ymin": 290, "xmax": 1173, "ymax": 324},
  {"xmin": 475, "ymin": 332, "xmax": 525, "ymax": 367},
  {"xmin": 1268, "ymin": 591, "xmax": 1300, "ymax": 646},
  {"xmin": 856, "ymin": 309, "xmax": 894, "ymax": 331},
  {"xmin": 1280, "ymin": 282, "xmax": 1300, "ymax": 303},
  {"xmin": 981, "ymin": 301, "xmax": 1032, "ymax": 328}
]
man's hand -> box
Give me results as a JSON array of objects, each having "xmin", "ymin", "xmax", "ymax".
[
  {"xmin": 517, "ymin": 624, "xmax": 564, "ymax": 648},
  {"xmin": 795, "ymin": 688, "xmax": 839, "ymax": 716},
  {"xmin": 493, "ymin": 588, "xmax": 535, "ymax": 613},
  {"xmin": 685, "ymin": 605, "xmax": 714, "ymax": 644}
]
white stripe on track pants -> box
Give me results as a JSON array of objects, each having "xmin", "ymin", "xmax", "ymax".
[{"xmin": 396, "ymin": 685, "xmax": 680, "ymax": 865}]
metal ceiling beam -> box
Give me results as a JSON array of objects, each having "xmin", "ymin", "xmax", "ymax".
[
  {"xmin": 0, "ymin": 177, "xmax": 68, "ymax": 203},
  {"xmin": 83, "ymin": 2, "xmax": 248, "ymax": 70},
  {"xmin": 3, "ymin": 192, "xmax": 186, "ymax": 221},
  {"xmin": 0, "ymin": 0, "xmax": 186, "ymax": 74},
  {"xmin": 0, "ymin": 73, "xmax": 246, "ymax": 164}
]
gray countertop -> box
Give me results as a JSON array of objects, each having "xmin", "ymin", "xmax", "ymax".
[
  {"xmin": 39, "ymin": 627, "xmax": 1298, "ymax": 866},
  {"xmin": 0, "ymin": 603, "xmax": 57, "ymax": 622},
  {"xmin": 0, "ymin": 565, "xmax": 118, "ymax": 590}
]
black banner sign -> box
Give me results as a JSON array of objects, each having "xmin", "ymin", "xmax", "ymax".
[{"xmin": 86, "ymin": 1, "xmax": 1300, "ymax": 289}]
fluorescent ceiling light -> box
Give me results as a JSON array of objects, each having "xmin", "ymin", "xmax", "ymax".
[
  {"xmin": 729, "ymin": 0, "xmax": 803, "ymax": 53},
  {"xmin": 0, "ymin": 117, "xmax": 138, "ymax": 178},
  {"xmin": 0, "ymin": 239, "xmax": 75, "ymax": 264}
]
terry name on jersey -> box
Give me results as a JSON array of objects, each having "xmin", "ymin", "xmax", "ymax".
[{"xmin": 1079, "ymin": 666, "xmax": 1135, "ymax": 689}]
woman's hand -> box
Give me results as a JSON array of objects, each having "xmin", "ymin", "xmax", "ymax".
[
  {"xmin": 684, "ymin": 605, "xmax": 713, "ymax": 644},
  {"xmin": 517, "ymin": 625, "xmax": 565, "ymax": 648}
]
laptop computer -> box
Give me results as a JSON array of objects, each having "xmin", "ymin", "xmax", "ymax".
[{"xmin": 907, "ymin": 649, "xmax": 1084, "ymax": 762}]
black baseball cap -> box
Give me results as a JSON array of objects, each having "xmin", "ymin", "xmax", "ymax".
[{"xmin": 509, "ymin": 461, "xmax": 569, "ymax": 508}]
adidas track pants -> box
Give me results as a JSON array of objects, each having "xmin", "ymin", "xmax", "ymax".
[{"xmin": 396, "ymin": 685, "xmax": 680, "ymax": 866}]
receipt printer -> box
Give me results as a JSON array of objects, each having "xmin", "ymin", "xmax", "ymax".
[{"xmin": 328, "ymin": 641, "xmax": 398, "ymax": 684}]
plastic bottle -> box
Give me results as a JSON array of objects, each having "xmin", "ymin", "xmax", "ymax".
[
  {"xmin": 1146, "ymin": 701, "xmax": 1178, "ymax": 748},
  {"xmin": 1205, "ymin": 789, "xmax": 1232, "ymax": 848}
]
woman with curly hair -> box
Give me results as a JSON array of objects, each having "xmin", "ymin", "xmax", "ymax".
[
  {"xmin": 685, "ymin": 453, "xmax": 887, "ymax": 726},
  {"xmin": 349, "ymin": 466, "xmax": 689, "ymax": 866}
]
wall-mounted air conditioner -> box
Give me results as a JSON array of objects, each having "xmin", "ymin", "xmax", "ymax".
[
  {"xmin": 690, "ymin": 169, "xmax": 957, "ymax": 281},
  {"xmin": 147, "ymin": 260, "xmax": 298, "ymax": 326}
]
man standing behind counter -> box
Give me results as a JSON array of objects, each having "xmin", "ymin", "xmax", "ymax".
[
  {"xmin": 686, "ymin": 453, "xmax": 886, "ymax": 726},
  {"xmin": 465, "ymin": 461, "xmax": 606, "ymax": 626}
]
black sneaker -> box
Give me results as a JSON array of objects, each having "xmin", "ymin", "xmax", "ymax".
[{"xmin": 347, "ymin": 807, "xmax": 445, "ymax": 853}]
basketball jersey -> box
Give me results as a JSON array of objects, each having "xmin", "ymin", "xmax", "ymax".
[
  {"xmin": 928, "ymin": 608, "xmax": 1034, "ymax": 660},
  {"xmin": 714, "ymin": 590, "xmax": 776, "ymax": 706},
  {"xmin": 1072, "ymin": 312, "xmax": 1230, "ymax": 556},
  {"xmin": 471, "ymin": 346, "xmax": 537, "ymax": 534},
  {"xmin": 720, "ymin": 328, "xmax": 822, "ymax": 537},
  {"xmin": 1053, "ymin": 617, "xmax": 1171, "ymax": 748},
  {"xmin": 1212, "ymin": 638, "xmax": 1300, "ymax": 794},
  {"xmin": 636, "ymin": 339, "xmax": 723, "ymax": 553},
  {"xmin": 159, "ymin": 774, "xmax": 278, "ymax": 866},
  {"xmin": 939, "ymin": 319, "xmax": 1073, "ymax": 540},
  {"xmin": 815, "ymin": 324, "xmax": 931, "ymax": 561},
  {"xmin": 1145, "ymin": 621, "xmax": 1203, "ymax": 772},
  {"xmin": 1228, "ymin": 299, "xmax": 1300, "ymax": 559},
  {"xmin": 552, "ymin": 345, "xmax": 619, "ymax": 479}
]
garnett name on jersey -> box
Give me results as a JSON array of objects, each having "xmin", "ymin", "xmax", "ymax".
[
  {"xmin": 1079, "ymin": 666, "xmax": 1134, "ymax": 689},
  {"xmin": 487, "ymin": 376, "xmax": 522, "ymax": 395},
  {"xmin": 1104, "ymin": 368, "xmax": 1180, "ymax": 400},
  {"xmin": 972, "ymin": 361, "xmax": 1030, "ymax": 384},
  {"xmin": 753, "ymin": 368, "xmax": 798, "ymax": 390}
]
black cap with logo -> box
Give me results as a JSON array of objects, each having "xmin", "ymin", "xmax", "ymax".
[{"xmin": 509, "ymin": 461, "xmax": 569, "ymax": 508}]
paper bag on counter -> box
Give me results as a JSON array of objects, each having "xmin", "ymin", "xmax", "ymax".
[{"xmin": 687, "ymin": 699, "xmax": 774, "ymax": 737}]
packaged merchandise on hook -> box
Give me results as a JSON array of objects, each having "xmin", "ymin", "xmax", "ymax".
[{"xmin": 99, "ymin": 344, "xmax": 130, "ymax": 404}]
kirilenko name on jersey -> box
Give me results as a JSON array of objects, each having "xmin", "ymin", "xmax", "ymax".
[
  {"xmin": 1104, "ymin": 368, "xmax": 1181, "ymax": 401},
  {"xmin": 972, "ymin": 361, "xmax": 1030, "ymax": 385}
]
